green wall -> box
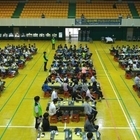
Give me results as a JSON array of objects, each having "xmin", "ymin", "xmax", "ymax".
[
  {"xmin": 80, "ymin": 27, "xmax": 127, "ymax": 41},
  {"xmin": 0, "ymin": 26, "xmax": 140, "ymax": 41}
]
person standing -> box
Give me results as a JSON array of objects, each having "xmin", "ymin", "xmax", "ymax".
[
  {"xmin": 69, "ymin": 32, "xmax": 71, "ymax": 43},
  {"xmin": 34, "ymin": 96, "xmax": 42, "ymax": 130},
  {"xmin": 43, "ymin": 51, "xmax": 48, "ymax": 71},
  {"xmin": 51, "ymin": 37, "xmax": 55, "ymax": 50}
]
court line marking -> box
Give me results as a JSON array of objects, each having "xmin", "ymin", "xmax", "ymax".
[
  {"xmin": 0, "ymin": 42, "xmax": 52, "ymax": 139},
  {"xmin": 95, "ymin": 50, "xmax": 138, "ymax": 140},
  {"xmin": 0, "ymin": 125, "xmax": 140, "ymax": 129},
  {"xmin": 0, "ymin": 75, "xmax": 27, "ymax": 111},
  {"xmin": 30, "ymin": 41, "xmax": 48, "ymax": 70},
  {"xmin": 96, "ymin": 48, "xmax": 122, "ymax": 139},
  {"xmin": 100, "ymin": 43, "xmax": 117, "ymax": 71},
  {"xmin": 120, "ymin": 75, "xmax": 140, "ymax": 106}
]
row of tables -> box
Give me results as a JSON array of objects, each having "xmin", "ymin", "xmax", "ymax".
[
  {"xmin": 37, "ymin": 100, "xmax": 100, "ymax": 140},
  {"xmin": 37, "ymin": 130, "xmax": 100, "ymax": 140}
]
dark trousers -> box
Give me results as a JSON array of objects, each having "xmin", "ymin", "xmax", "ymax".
[
  {"xmin": 35, "ymin": 116, "xmax": 42, "ymax": 129},
  {"xmin": 44, "ymin": 62, "xmax": 47, "ymax": 71},
  {"xmin": 52, "ymin": 44, "xmax": 55, "ymax": 50},
  {"xmin": 91, "ymin": 109, "xmax": 98, "ymax": 120},
  {"xmin": 50, "ymin": 126, "xmax": 58, "ymax": 131},
  {"xmin": 55, "ymin": 110, "xmax": 63, "ymax": 118}
]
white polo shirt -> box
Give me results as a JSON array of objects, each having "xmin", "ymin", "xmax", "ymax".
[
  {"xmin": 86, "ymin": 89, "xmax": 93, "ymax": 100},
  {"xmin": 51, "ymin": 90, "xmax": 58, "ymax": 101},
  {"xmin": 48, "ymin": 102, "xmax": 56, "ymax": 116}
]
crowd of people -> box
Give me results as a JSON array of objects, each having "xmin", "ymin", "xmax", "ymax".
[
  {"xmin": 110, "ymin": 44, "xmax": 140, "ymax": 96},
  {"xmin": 110, "ymin": 44, "xmax": 140, "ymax": 72},
  {"xmin": 0, "ymin": 78, "xmax": 6, "ymax": 94},
  {"xmin": 0, "ymin": 43, "xmax": 37, "ymax": 79},
  {"xmin": 0, "ymin": 43, "xmax": 38, "ymax": 95},
  {"xmin": 34, "ymin": 43, "xmax": 105, "ymax": 139}
]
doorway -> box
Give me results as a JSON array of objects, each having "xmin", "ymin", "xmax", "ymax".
[{"xmin": 65, "ymin": 28, "xmax": 80, "ymax": 41}]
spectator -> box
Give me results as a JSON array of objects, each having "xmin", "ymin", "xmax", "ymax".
[
  {"xmin": 113, "ymin": 3, "xmax": 117, "ymax": 9},
  {"xmin": 127, "ymin": 14, "xmax": 131, "ymax": 19},
  {"xmin": 41, "ymin": 13, "xmax": 45, "ymax": 18},
  {"xmin": 118, "ymin": 13, "xmax": 122, "ymax": 19}
]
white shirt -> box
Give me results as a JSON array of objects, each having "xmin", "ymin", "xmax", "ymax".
[
  {"xmin": 63, "ymin": 83, "xmax": 68, "ymax": 91},
  {"xmin": 132, "ymin": 63, "xmax": 137, "ymax": 69},
  {"xmin": 55, "ymin": 77, "xmax": 63, "ymax": 86},
  {"xmin": 51, "ymin": 90, "xmax": 58, "ymax": 101},
  {"xmin": 90, "ymin": 76, "xmax": 96, "ymax": 83},
  {"xmin": 48, "ymin": 102, "xmax": 56, "ymax": 116},
  {"xmin": 86, "ymin": 89, "xmax": 93, "ymax": 101},
  {"xmin": 134, "ymin": 76, "xmax": 140, "ymax": 87}
]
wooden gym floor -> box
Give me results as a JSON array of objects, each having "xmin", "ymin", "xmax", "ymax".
[{"xmin": 0, "ymin": 40, "xmax": 140, "ymax": 140}]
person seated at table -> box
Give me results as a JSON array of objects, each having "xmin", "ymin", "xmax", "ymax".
[
  {"xmin": 48, "ymin": 98, "xmax": 62, "ymax": 119},
  {"xmin": 71, "ymin": 75, "xmax": 79, "ymax": 84},
  {"xmin": 126, "ymin": 64, "xmax": 133, "ymax": 74},
  {"xmin": 81, "ymin": 79, "xmax": 89, "ymax": 93},
  {"xmin": 71, "ymin": 89, "xmax": 83, "ymax": 102},
  {"xmin": 55, "ymin": 74, "xmax": 63, "ymax": 86},
  {"xmin": 74, "ymin": 63, "xmax": 80, "ymax": 74},
  {"xmin": 92, "ymin": 81, "xmax": 105, "ymax": 102},
  {"xmin": 42, "ymin": 81, "xmax": 52, "ymax": 93},
  {"xmin": 45, "ymin": 74, "xmax": 53, "ymax": 83},
  {"xmin": 86, "ymin": 87, "xmax": 96, "ymax": 104},
  {"xmin": 90, "ymin": 75, "xmax": 97, "ymax": 86},
  {"xmin": 8, "ymin": 62, "xmax": 18, "ymax": 77},
  {"xmin": 132, "ymin": 62, "xmax": 138, "ymax": 69},
  {"xmin": 81, "ymin": 64, "xmax": 87, "ymax": 78},
  {"xmin": 84, "ymin": 115, "xmax": 99, "ymax": 132},
  {"xmin": 51, "ymin": 88, "xmax": 63, "ymax": 101},
  {"xmin": 0, "ymin": 78, "xmax": 6, "ymax": 92},
  {"xmin": 83, "ymin": 96, "xmax": 97, "ymax": 121},
  {"xmin": 42, "ymin": 112, "xmax": 58, "ymax": 133},
  {"xmin": 62, "ymin": 80, "xmax": 72, "ymax": 93},
  {"xmin": 0, "ymin": 64, "xmax": 7, "ymax": 78},
  {"xmin": 49, "ymin": 64, "xmax": 57, "ymax": 75},
  {"xmin": 134, "ymin": 73, "xmax": 140, "ymax": 90}
]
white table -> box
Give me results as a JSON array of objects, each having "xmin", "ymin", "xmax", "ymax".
[{"xmin": 105, "ymin": 37, "xmax": 113, "ymax": 43}]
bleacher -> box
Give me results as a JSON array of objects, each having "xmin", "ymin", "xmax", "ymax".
[
  {"xmin": 76, "ymin": 1, "xmax": 131, "ymax": 19},
  {"xmin": 0, "ymin": 1, "xmax": 18, "ymax": 18},
  {"xmin": 134, "ymin": 2, "xmax": 140, "ymax": 17},
  {"xmin": 20, "ymin": 0, "xmax": 68, "ymax": 18},
  {"xmin": 0, "ymin": 1, "xmax": 139, "ymax": 19}
]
